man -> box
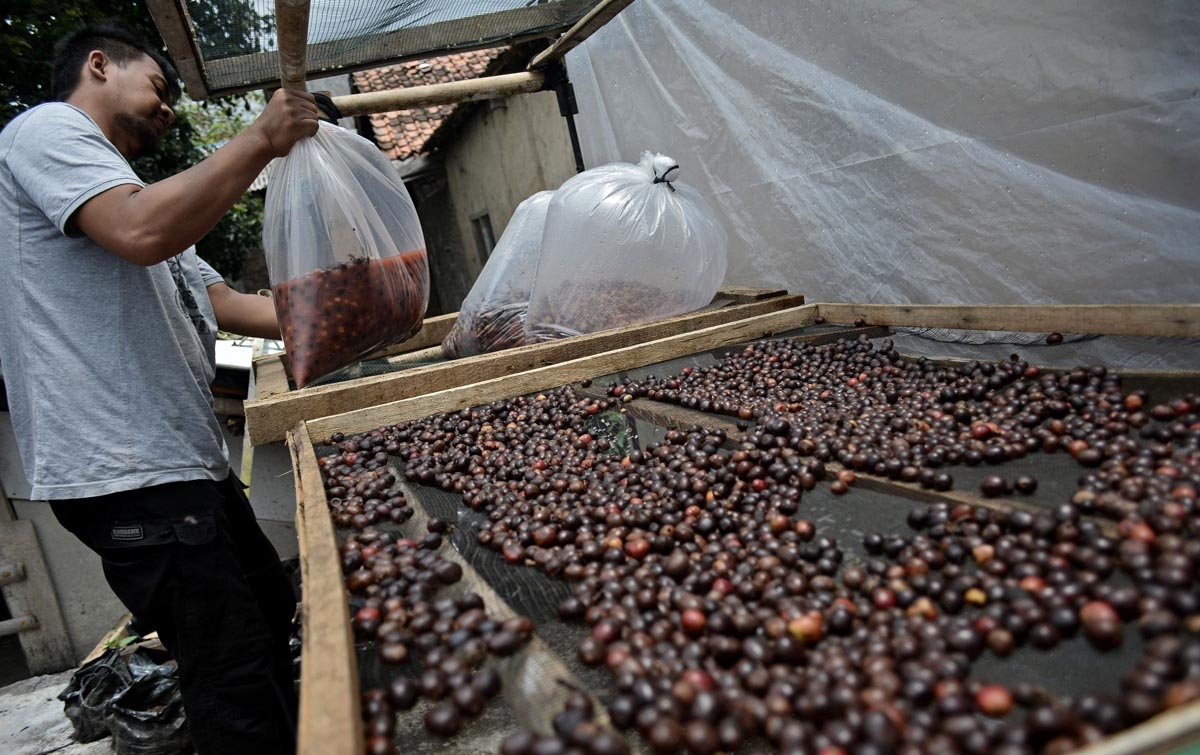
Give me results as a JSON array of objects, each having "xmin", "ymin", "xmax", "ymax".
[{"xmin": 0, "ymin": 21, "xmax": 320, "ymax": 754}]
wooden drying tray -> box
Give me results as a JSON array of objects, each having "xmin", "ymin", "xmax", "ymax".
[
  {"xmin": 245, "ymin": 287, "xmax": 801, "ymax": 446},
  {"xmin": 296, "ymin": 301, "xmax": 1200, "ymax": 443},
  {"xmin": 287, "ymin": 300, "xmax": 1200, "ymax": 755}
]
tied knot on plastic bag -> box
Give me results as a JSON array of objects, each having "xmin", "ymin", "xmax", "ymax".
[
  {"xmin": 58, "ymin": 647, "xmax": 191, "ymax": 755},
  {"xmin": 647, "ymin": 153, "xmax": 680, "ymax": 191},
  {"xmin": 525, "ymin": 151, "xmax": 728, "ymax": 344}
]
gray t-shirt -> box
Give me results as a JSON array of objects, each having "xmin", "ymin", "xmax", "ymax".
[{"xmin": 0, "ymin": 102, "xmax": 229, "ymax": 500}]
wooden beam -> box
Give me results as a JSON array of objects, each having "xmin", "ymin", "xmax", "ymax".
[
  {"xmin": 331, "ymin": 72, "xmax": 545, "ymax": 117},
  {"xmin": 303, "ymin": 303, "xmax": 820, "ymax": 443},
  {"xmin": 619, "ymin": 391, "xmax": 1120, "ymax": 536},
  {"xmin": 718, "ymin": 286, "xmax": 789, "ymax": 303},
  {"xmin": 248, "ymin": 313, "xmax": 460, "ymax": 402},
  {"xmin": 373, "ymin": 312, "xmax": 460, "ymax": 357},
  {"xmin": 249, "ymin": 289, "xmax": 784, "ymax": 399},
  {"xmin": 276, "ymin": 0, "xmax": 311, "ymax": 91},
  {"xmin": 396, "ymin": 482, "xmax": 613, "ymax": 736},
  {"xmin": 575, "ymin": 332, "xmax": 1126, "ymax": 539},
  {"xmin": 198, "ymin": 7, "xmax": 594, "ymax": 100},
  {"xmin": 528, "ymin": 0, "xmax": 637, "ymax": 70},
  {"xmin": 82, "ymin": 612, "xmax": 133, "ymax": 666},
  {"xmin": 248, "ymin": 295, "xmax": 806, "ymax": 445},
  {"xmin": 323, "ymin": 290, "xmax": 776, "ymax": 363},
  {"xmin": 289, "ymin": 422, "xmax": 361, "ymax": 755},
  {"xmin": 252, "ymin": 354, "xmax": 292, "ymax": 400},
  {"xmin": 838, "ymin": 462, "xmax": 1116, "ymax": 538},
  {"xmin": 145, "ymin": 0, "xmax": 209, "ymax": 99},
  {"xmin": 1074, "ymin": 699, "xmax": 1200, "ymax": 755},
  {"xmin": 816, "ymin": 303, "xmax": 1200, "ymax": 338}
]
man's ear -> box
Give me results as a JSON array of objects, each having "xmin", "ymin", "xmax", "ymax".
[{"xmin": 84, "ymin": 50, "xmax": 110, "ymax": 84}]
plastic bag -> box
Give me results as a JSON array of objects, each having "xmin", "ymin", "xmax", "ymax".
[
  {"xmin": 59, "ymin": 647, "xmax": 189, "ymax": 754},
  {"xmin": 59, "ymin": 648, "xmax": 132, "ymax": 742},
  {"xmin": 263, "ymin": 121, "xmax": 429, "ymax": 387},
  {"xmin": 524, "ymin": 152, "xmax": 727, "ymax": 343},
  {"xmin": 106, "ymin": 650, "xmax": 190, "ymax": 755},
  {"xmin": 441, "ymin": 191, "xmax": 554, "ymax": 358}
]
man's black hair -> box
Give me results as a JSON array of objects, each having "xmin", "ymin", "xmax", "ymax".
[{"xmin": 51, "ymin": 20, "xmax": 181, "ymax": 104}]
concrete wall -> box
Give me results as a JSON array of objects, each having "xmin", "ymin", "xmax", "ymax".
[
  {"xmin": 0, "ymin": 408, "xmax": 297, "ymax": 665},
  {"xmin": 1, "ymin": 411, "xmax": 125, "ymax": 662},
  {"xmin": 441, "ymin": 89, "xmax": 577, "ymax": 310}
]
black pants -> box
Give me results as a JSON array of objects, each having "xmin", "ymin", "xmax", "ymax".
[{"xmin": 52, "ymin": 473, "xmax": 298, "ymax": 755}]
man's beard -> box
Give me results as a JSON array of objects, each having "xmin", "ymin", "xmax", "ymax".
[{"xmin": 115, "ymin": 113, "xmax": 163, "ymax": 159}]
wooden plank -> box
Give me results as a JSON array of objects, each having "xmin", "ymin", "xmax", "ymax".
[
  {"xmin": 372, "ymin": 312, "xmax": 459, "ymax": 357},
  {"xmin": 623, "ymin": 396, "xmax": 1121, "ymax": 537},
  {"xmin": 249, "ymin": 295, "xmax": 807, "ymax": 445},
  {"xmin": 718, "ymin": 286, "xmax": 788, "ymax": 303},
  {"xmin": 902, "ymin": 355, "xmax": 1200, "ymax": 398},
  {"xmin": 248, "ymin": 289, "xmax": 782, "ymax": 406},
  {"xmin": 250, "ymin": 313, "xmax": 461, "ymax": 400},
  {"xmin": 276, "ymin": 0, "xmax": 312, "ymax": 91},
  {"xmin": 252, "ymin": 354, "xmax": 292, "ymax": 400},
  {"xmin": 289, "ymin": 422, "xmax": 361, "ymax": 755},
  {"xmin": 394, "ymin": 482, "xmax": 612, "ymax": 739},
  {"xmin": 303, "ymin": 303, "xmax": 820, "ymax": 442},
  {"xmin": 80, "ymin": 615, "xmax": 166, "ymax": 665},
  {"xmin": 1074, "ymin": 699, "xmax": 1200, "ymax": 755},
  {"xmin": 145, "ymin": 0, "xmax": 209, "ymax": 99},
  {"xmin": 81, "ymin": 611, "xmax": 133, "ymax": 666},
  {"xmin": 900, "ymin": 355, "xmax": 1200, "ymax": 382},
  {"xmin": 528, "ymin": 0, "xmax": 637, "ymax": 69},
  {"xmin": 332, "ymin": 72, "xmax": 546, "ymax": 118},
  {"xmin": 593, "ymin": 385, "xmax": 1117, "ymax": 538},
  {"xmin": 0, "ymin": 521, "xmax": 75, "ymax": 673},
  {"xmin": 816, "ymin": 303, "xmax": 1200, "ymax": 338},
  {"xmin": 839, "ymin": 462, "xmax": 1115, "ymax": 538}
]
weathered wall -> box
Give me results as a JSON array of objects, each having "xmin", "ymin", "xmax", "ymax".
[
  {"xmin": 440, "ymin": 89, "xmax": 577, "ymax": 311},
  {"xmin": 0, "ymin": 409, "xmax": 296, "ymax": 664}
]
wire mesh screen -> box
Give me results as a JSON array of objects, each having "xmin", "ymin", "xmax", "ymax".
[{"xmin": 170, "ymin": 0, "xmax": 605, "ymax": 97}]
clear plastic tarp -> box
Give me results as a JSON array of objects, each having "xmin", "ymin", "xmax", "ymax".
[
  {"xmin": 167, "ymin": 0, "xmax": 606, "ymax": 96},
  {"xmin": 565, "ymin": 0, "xmax": 1200, "ymax": 368}
]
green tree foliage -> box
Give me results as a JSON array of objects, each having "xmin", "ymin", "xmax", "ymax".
[{"xmin": 1, "ymin": 0, "xmax": 274, "ymax": 283}]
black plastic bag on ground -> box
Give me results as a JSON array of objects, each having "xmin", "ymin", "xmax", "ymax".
[
  {"xmin": 59, "ymin": 648, "xmax": 132, "ymax": 742},
  {"xmin": 106, "ymin": 649, "xmax": 190, "ymax": 755},
  {"xmin": 59, "ymin": 646, "xmax": 191, "ymax": 754}
]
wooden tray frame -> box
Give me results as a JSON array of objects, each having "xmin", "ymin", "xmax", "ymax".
[
  {"xmin": 287, "ymin": 301, "xmax": 1200, "ymax": 755},
  {"xmin": 245, "ymin": 287, "xmax": 801, "ymax": 446}
]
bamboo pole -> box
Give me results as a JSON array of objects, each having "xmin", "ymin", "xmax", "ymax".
[
  {"xmin": 145, "ymin": 0, "xmax": 208, "ymax": 98},
  {"xmin": 528, "ymin": 0, "xmax": 637, "ymax": 70},
  {"xmin": 275, "ymin": 0, "xmax": 311, "ymax": 91},
  {"xmin": 330, "ymin": 71, "xmax": 546, "ymax": 117}
]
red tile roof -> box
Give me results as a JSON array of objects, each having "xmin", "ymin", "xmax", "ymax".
[{"xmin": 352, "ymin": 48, "xmax": 506, "ymax": 161}]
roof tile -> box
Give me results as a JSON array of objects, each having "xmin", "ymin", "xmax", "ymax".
[{"xmin": 351, "ymin": 48, "xmax": 506, "ymax": 161}]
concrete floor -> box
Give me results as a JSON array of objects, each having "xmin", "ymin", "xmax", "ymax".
[{"xmin": 0, "ymin": 668, "xmax": 114, "ymax": 755}]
